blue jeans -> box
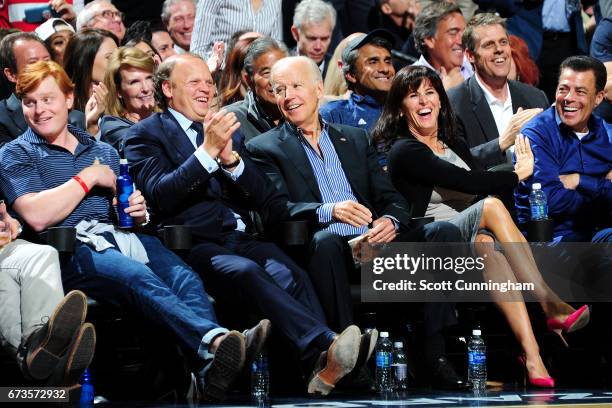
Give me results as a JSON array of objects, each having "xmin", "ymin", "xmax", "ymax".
[
  {"xmin": 62, "ymin": 232, "xmax": 224, "ymax": 357},
  {"xmin": 592, "ymin": 228, "xmax": 612, "ymax": 243}
]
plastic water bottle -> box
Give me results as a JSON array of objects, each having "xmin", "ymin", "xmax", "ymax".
[
  {"xmin": 529, "ymin": 183, "xmax": 548, "ymax": 221},
  {"xmin": 251, "ymin": 352, "xmax": 269, "ymax": 402},
  {"xmin": 117, "ymin": 159, "xmax": 134, "ymax": 228},
  {"xmin": 79, "ymin": 368, "xmax": 94, "ymax": 405},
  {"xmin": 467, "ymin": 329, "xmax": 486, "ymax": 391},
  {"xmin": 375, "ymin": 331, "xmax": 394, "ymax": 393},
  {"xmin": 392, "ymin": 341, "xmax": 408, "ymax": 391}
]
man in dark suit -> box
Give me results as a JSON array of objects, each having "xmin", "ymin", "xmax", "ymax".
[
  {"xmin": 124, "ymin": 53, "xmax": 369, "ymax": 397},
  {"xmin": 447, "ymin": 13, "xmax": 548, "ymax": 170},
  {"xmin": 0, "ymin": 32, "xmax": 85, "ymax": 146},
  {"xmin": 247, "ymin": 56, "xmax": 467, "ymax": 389},
  {"xmin": 474, "ymin": 0, "xmax": 587, "ymax": 101}
]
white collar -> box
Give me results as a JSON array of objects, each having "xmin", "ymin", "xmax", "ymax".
[
  {"xmin": 474, "ymin": 73, "xmax": 511, "ymax": 107},
  {"xmin": 168, "ymin": 107, "xmax": 195, "ymax": 133}
]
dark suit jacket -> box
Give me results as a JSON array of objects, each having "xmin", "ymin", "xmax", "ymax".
[
  {"xmin": 387, "ymin": 136, "xmax": 519, "ymax": 218},
  {"xmin": 246, "ymin": 122, "xmax": 412, "ymax": 231},
  {"xmin": 100, "ymin": 115, "xmax": 135, "ymax": 157},
  {"xmin": 123, "ymin": 110, "xmax": 291, "ymax": 242},
  {"xmin": 225, "ymin": 91, "xmax": 276, "ymax": 143},
  {"xmin": 447, "ymin": 76, "xmax": 549, "ymax": 169},
  {"xmin": 0, "ymin": 94, "xmax": 86, "ymax": 147}
]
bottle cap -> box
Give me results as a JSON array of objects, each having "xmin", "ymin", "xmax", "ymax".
[
  {"xmin": 472, "ymin": 329, "xmax": 481, "ymax": 336},
  {"xmin": 380, "ymin": 331, "xmax": 389, "ymax": 338},
  {"xmin": 120, "ymin": 158, "xmax": 128, "ymax": 165},
  {"xmin": 394, "ymin": 341, "xmax": 403, "ymax": 348},
  {"xmin": 532, "ymin": 183, "xmax": 541, "ymax": 190}
]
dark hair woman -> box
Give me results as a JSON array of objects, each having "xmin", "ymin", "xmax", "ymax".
[
  {"xmin": 217, "ymin": 34, "xmax": 260, "ymax": 107},
  {"xmin": 63, "ymin": 28, "xmax": 119, "ymax": 135},
  {"xmin": 373, "ymin": 65, "xmax": 589, "ymax": 388}
]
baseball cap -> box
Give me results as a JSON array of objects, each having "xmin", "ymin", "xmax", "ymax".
[
  {"xmin": 35, "ymin": 18, "xmax": 75, "ymax": 42},
  {"xmin": 341, "ymin": 29, "xmax": 395, "ymax": 65}
]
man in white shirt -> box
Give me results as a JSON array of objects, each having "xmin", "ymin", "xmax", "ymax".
[{"xmin": 447, "ymin": 13, "xmax": 548, "ymax": 170}]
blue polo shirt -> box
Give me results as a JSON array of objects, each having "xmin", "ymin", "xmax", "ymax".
[
  {"xmin": 320, "ymin": 92, "xmax": 383, "ymax": 133},
  {"xmin": 0, "ymin": 125, "xmax": 119, "ymax": 227},
  {"xmin": 515, "ymin": 107, "xmax": 612, "ymax": 240}
]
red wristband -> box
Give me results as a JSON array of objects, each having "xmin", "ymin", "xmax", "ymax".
[{"xmin": 73, "ymin": 176, "xmax": 90, "ymax": 194}]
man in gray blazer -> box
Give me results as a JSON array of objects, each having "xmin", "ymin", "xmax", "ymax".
[
  {"xmin": 447, "ymin": 13, "xmax": 548, "ymax": 170},
  {"xmin": 225, "ymin": 37, "xmax": 288, "ymax": 142}
]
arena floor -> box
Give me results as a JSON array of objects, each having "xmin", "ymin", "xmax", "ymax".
[{"xmin": 91, "ymin": 388, "xmax": 612, "ymax": 407}]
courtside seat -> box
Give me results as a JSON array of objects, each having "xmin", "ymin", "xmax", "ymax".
[{"xmin": 37, "ymin": 226, "xmax": 195, "ymax": 402}]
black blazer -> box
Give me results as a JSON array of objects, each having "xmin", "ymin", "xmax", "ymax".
[
  {"xmin": 123, "ymin": 110, "xmax": 290, "ymax": 242},
  {"xmin": 100, "ymin": 115, "xmax": 134, "ymax": 157},
  {"xmin": 387, "ymin": 136, "xmax": 519, "ymax": 218},
  {"xmin": 447, "ymin": 76, "xmax": 549, "ymax": 169},
  {"xmin": 246, "ymin": 122, "xmax": 412, "ymax": 230},
  {"xmin": 0, "ymin": 93, "xmax": 86, "ymax": 147}
]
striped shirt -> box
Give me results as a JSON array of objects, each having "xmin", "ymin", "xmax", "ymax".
[
  {"xmin": 0, "ymin": 125, "xmax": 119, "ymax": 227},
  {"xmin": 190, "ymin": 0, "xmax": 282, "ymax": 58},
  {"xmin": 295, "ymin": 122, "xmax": 368, "ymax": 237}
]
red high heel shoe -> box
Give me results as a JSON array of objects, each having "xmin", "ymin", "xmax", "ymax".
[
  {"xmin": 546, "ymin": 305, "xmax": 590, "ymax": 347},
  {"xmin": 518, "ymin": 356, "xmax": 555, "ymax": 388}
]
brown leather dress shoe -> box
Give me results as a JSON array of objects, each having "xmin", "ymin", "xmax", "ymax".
[
  {"xmin": 307, "ymin": 325, "xmax": 361, "ymax": 396},
  {"xmin": 47, "ymin": 322, "xmax": 96, "ymax": 387},
  {"xmin": 24, "ymin": 290, "xmax": 88, "ymax": 380},
  {"xmin": 243, "ymin": 319, "xmax": 271, "ymax": 365}
]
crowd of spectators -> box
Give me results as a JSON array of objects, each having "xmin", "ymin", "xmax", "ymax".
[{"xmin": 0, "ymin": 0, "xmax": 610, "ymax": 403}]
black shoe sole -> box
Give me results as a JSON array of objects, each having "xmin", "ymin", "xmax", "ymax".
[
  {"xmin": 27, "ymin": 291, "xmax": 87, "ymax": 380},
  {"xmin": 201, "ymin": 331, "xmax": 245, "ymax": 402}
]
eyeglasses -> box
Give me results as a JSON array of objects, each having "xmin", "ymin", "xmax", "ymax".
[{"xmin": 97, "ymin": 9, "xmax": 124, "ymax": 21}]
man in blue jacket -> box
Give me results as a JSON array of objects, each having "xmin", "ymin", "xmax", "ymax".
[{"xmin": 515, "ymin": 56, "xmax": 611, "ymax": 243}]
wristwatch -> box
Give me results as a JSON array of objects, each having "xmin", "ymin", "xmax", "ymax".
[
  {"xmin": 218, "ymin": 151, "xmax": 241, "ymax": 169},
  {"xmin": 139, "ymin": 210, "xmax": 151, "ymax": 227}
]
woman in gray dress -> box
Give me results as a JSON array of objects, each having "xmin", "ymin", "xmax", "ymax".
[{"xmin": 374, "ymin": 65, "xmax": 589, "ymax": 388}]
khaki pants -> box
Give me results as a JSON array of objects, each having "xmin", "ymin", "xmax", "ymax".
[{"xmin": 0, "ymin": 239, "xmax": 64, "ymax": 365}]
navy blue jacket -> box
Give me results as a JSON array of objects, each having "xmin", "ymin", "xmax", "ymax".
[
  {"xmin": 515, "ymin": 107, "xmax": 612, "ymax": 239},
  {"xmin": 123, "ymin": 110, "xmax": 291, "ymax": 242}
]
